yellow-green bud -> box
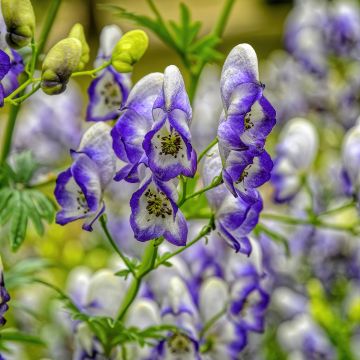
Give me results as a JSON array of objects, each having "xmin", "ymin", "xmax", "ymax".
[
  {"xmin": 68, "ymin": 23, "xmax": 90, "ymax": 71},
  {"xmin": 111, "ymin": 30, "xmax": 148, "ymax": 73},
  {"xmin": 1, "ymin": 0, "xmax": 35, "ymax": 49},
  {"xmin": 41, "ymin": 38, "xmax": 82, "ymax": 95}
]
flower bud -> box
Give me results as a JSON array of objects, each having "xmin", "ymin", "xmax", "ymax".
[
  {"xmin": 111, "ymin": 30, "xmax": 148, "ymax": 73},
  {"xmin": 68, "ymin": 23, "xmax": 90, "ymax": 71},
  {"xmin": 41, "ymin": 38, "xmax": 82, "ymax": 95},
  {"xmin": 1, "ymin": 0, "xmax": 35, "ymax": 49}
]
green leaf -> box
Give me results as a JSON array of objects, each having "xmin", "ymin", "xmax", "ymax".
[
  {"xmin": 22, "ymin": 191, "xmax": 44, "ymax": 236},
  {"xmin": 11, "ymin": 151, "xmax": 38, "ymax": 184},
  {"xmin": 29, "ymin": 190, "xmax": 56, "ymax": 223},
  {"xmin": 115, "ymin": 269, "xmax": 130, "ymax": 279},
  {"xmin": 0, "ymin": 189, "xmax": 18, "ymax": 226},
  {"xmin": 0, "ymin": 187, "xmax": 14, "ymax": 214},
  {"xmin": 0, "ymin": 329, "xmax": 46, "ymax": 346},
  {"xmin": 10, "ymin": 191, "xmax": 28, "ymax": 251}
]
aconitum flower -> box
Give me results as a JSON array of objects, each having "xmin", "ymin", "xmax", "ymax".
[
  {"xmin": 218, "ymin": 43, "xmax": 276, "ymax": 154},
  {"xmin": 130, "ymin": 167, "xmax": 187, "ymax": 245},
  {"xmin": 203, "ymin": 148, "xmax": 262, "ymax": 254},
  {"xmin": 86, "ymin": 25, "xmax": 131, "ymax": 122},
  {"xmin": 0, "ymin": 256, "xmax": 10, "ymax": 326},
  {"xmin": 143, "ymin": 65, "xmax": 197, "ymax": 181},
  {"xmin": 55, "ymin": 122, "xmax": 116, "ymax": 231},
  {"xmin": 0, "ymin": 49, "xmax": 10, "ymax": 106},
  {"xmin": 111, "ymin": 72, "xmax": 164, "ymax": 182},
  {"xmin": 272, "ymin": 118, "xmax": 318, "ymax": 203}
]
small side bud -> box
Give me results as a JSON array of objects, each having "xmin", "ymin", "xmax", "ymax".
[
  {"xmin": 41, "ymin": 38, "xmax": 82, "ymax": 95},
  {"xmin": 1, "ymin": 0, "xmax": 35, "ymax": 49},
  {"xmin": 111, "ymin": 30, "xmax": 148, "ymax": 73},
  {"xmin": 68, "ymin": 23, "xmax": 90, "ymax": 71}
]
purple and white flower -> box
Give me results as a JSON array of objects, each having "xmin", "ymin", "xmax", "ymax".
[
  {"xmin": 130, "ymin": 167, "xmax": 188, "ymax": 245},
  {"xmin": 0, "ymin": 49, "xmax": 10, "ymax": 106},
  {"xmin": 272, "ymin": 118, "xmax": 318, "ymax": 203},
  {"xmin": 0, "ymin": 256, "xmax": 10, "ymax": 326},
  {"xmin": 86, "ymin": 25, "xmax": 131, "ymax": 122},
  {"xmin": 143, "ymin": 65, "xmax": 197, "ymax": 181},
  {"xmin": 55, "ymin": 122, "xmax": 116, "ymax": 231}
]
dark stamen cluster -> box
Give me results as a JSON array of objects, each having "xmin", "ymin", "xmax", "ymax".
[
  {"xmin": 145, "ymin": 189, "xmax": 172, "ymax": 220},
  {"xmin": 77, "ymin": 190, "xmax": 90, "ymax": 214},
  {"xmin": 168, "ymin": 333, "xmax": 192, "ymax": 355},
  {"xmin": 100, "ymin": 81, "xmax": 122, "ymax": 110},
  {"xmin": 236, "ymin": 165, "xmax": 251, "ymax": 184},
  {"xmin": 244, "ymin": 112, "xmax": 254, "ymax": 130},
  {"xmin": 158, "ymin": 130, "xmax": 183, "ymax": 158}
]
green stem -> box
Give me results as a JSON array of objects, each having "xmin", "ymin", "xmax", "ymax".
[
  {"xmin": 197, "ymin": 137, "xmax": 218, "ymax": 164},
  {"xmin": 99, "ymin": 216, "xmax": 136, "ymax": 277},
  {"xmin": 179, "ymin": 174, "xmax": 223, "ymax": 206},
  {"xmin": 155, "ymin": 216, "xmax": 214, "ymax": 268},
  {"xmin": 116, "ymin": 240, "xmax": 158, "ymax": 321},
  {"xmin": 13, "ymin": 84, "xmax": 41, "ymax": 104},
  {"xmin": 199, "ymin": 308, "xmax": 226, "ymax": 339},
  {"xmin": 319, "ymin": 200, "xmax": 356, "ymax": 217},
  {"xmin": 261, "ymin": 212, "xmax": 358, "ymax": 234},
  {"xmin": 71, "ymin": 60, "xmax": 111, "ymax": 78}
]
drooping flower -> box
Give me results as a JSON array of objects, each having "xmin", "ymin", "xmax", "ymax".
[
  {"xmin": 203, "ymin": 147, "xmax": 263, "ymax": 254},
  {"xmin": 111, "ymin": 72, "xmax": 164, "ymax": 182},
  {"xmin": 55, "ymin": 122, "xmax": 116, "ymax": 231},
  {"xmin": 0, "ymin": 256, "xmax": 10, "ymax": 326},
  {"xmin": 0, "ymin": 48, "xmax": 11, "ymax": 106},
  {"xmin": 143, "ymin": 65, "xmax": 197, "ymax": 181},
  {"xmin": 130, "ymin": 167, "xmax": 188, "ymax": 245},
  {"xmin": 218, "ymin": 43, "xmax": 276, "ymax": 154},
  {"xmin": 272, "ymin": 118, "xmax": 319, "ymax": 203},
  {"xmin": 86, "ymin": 25, "xmax": 131, "ymax": 122}
]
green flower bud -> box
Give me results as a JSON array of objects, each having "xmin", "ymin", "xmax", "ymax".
[
  {"xmin": 111, "ymin": 30, "xmax": 149, "ymax": 73},
  {"xmin": 1, "ymin": 0, "xmax": 35, "ymax": 49},
  {"xmin": 68, "ymin": 23, "xmax": 90, "ymax": 71},
  {"xmin": 41, "ymin": 38, "xmax": 82, "ymax": 95}
]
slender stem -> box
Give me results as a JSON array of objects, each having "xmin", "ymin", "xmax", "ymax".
[
  {"xmin": 199, "ymin": 308, "xmax": 226, "ymax": 339},
  {"xmin": 155, "ymin": 216, "xmax": 215, "ymax": 268},
  {"xmin": 5, "ymin": 78, "xmax": 33, "ymax": 101},
  {"xmin": 197, "ymin": 137, "xmax": 218, "ymax": 164},
  {"xmin": 99, "ymin": 216, "xmax": 136, "ymax": 277},
  {"xmin": 71, "ymin": 60, "xmax": 111, "ymax": 78},
  {"xmin": 261, "ymin": 212, "xmax": 358, "ymax": 234},
  {"xmin": 13, "ymin": 84, "xmax": 41, "ymax": 104},
  {"xmin": 116, "ymin": 240, "xmax": 158, "ymax": 321},
  {"xmin": 28, "ymin": 174, "xmax": 57, "ymax": 189},
  {"xmin": 179, "ymin": 174, "xmax": 223, "ymax": 206},
  {"xmin": 319, "ymin": 200, "xmax": 356, "ymax": 217}
]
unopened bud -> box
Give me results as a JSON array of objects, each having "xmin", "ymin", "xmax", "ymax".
[
  {"xmin": 41, "ymin": 38, "xmax": 82, "ymax": 95},
  {"xmin": 68, "ymin": 23, "xmax": 90, "ymax": 71},
  {"xmin": 111, "ymin": 30, "xmax": 148, "ymax": 73},
  {"xmin": 1, "ymin": 0, "xmax": 35, "ymax": 49}
]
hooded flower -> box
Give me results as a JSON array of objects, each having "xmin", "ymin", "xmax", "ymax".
[
  {"xmin": 218, "ymin": 43, "xmax": 276, "ymax": 154},
  {"xmin": 86, "ymin": 25, "xmax": 131, "ymax": 122},
  {"xmin": 111, "ymin": 72, "xmax": 164, "ymax": 182},
  {"xmin": 0, "ymin": 49, "xmax": 11, "ymax": 106},
  {"xmin": 143, "ymin": 65, "xmax": 197, "ymax": 181},
  {"xmin": 55, "ymin": 122, "xmax": 116, "ymax": 231},
  {"xmin": 203, "ymin": 147, "xmax": 263, "ymax": 254},
  {"xmin": 272, "ymin": 118, "xmax": 318, "ymax": 203},
  {"xmin": 130, "ymin": 167, "xmax": 187, "ymax": 245},
  {"xmin": 0, "ymin": 256, "xmax": 10, "ymax": 326}
]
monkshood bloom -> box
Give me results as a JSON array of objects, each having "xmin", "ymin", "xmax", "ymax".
[
  {"xmin": 86, "ymin": 25, "xmax": 131, "ymax": 122},
  {"xmin": 0, "ymin": 256, "xmax": 10, "ymax": 326},
  {"xmin": 111, "ymin": 72, "xmax": 164, "ymax": 182},
  {"xmin": 272, "ymin": 118, "xmax": 318, "ymax": 203},
  {"xmin": 0, "ymin": 49, "xmax": 10, "ymax": 106},
  {"xmin": 55, "ymin": 122, "xmax": 116, "ymax": 231},
  {"xmin": 342, "ymin": 122, "xmax": 360, "ymax": 200},
  {"xmin": 143, "ymin": 65, "xmax": 197, "ymax": 181},
  {"xmin": 130, "ymin": 167, "xmax": 187, "ymax": 245},
  {"xmin": 203, "ymin": 147, "xmax": 262, "ymax": 254},
  {"xmin": 218, "ymin": 43, "xmax": 276, "ymax": 154}
]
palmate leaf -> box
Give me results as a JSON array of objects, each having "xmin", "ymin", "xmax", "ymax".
[{"xmin": 0, "ymin": 187, "xmax": 56, "ymax": 251}]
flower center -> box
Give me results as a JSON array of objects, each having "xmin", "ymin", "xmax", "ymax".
[
  {"xmin": 167, "ymin": 333, "xmax": 192, "ymax": 355},
  {"xmin": 100, "ymin": 81, "xmax": 122, "ymax": 110},
  {"xmin": 244, "ymin": 112, "xmax": 254, "ymax": 130},
  {"xmin": 145, "ymin": 189, "xmax": 172, "ymax": 219},
  {"xmin": 76, "ymin": 190, "xmax": 90, "ymax": 214},
  {"xmin": 159, "ymin": 130, "xmax": 182, "ymax": 158},
  {"xmin": 236, "ymin": 165, "xmax": 251, "ymax": 184}
]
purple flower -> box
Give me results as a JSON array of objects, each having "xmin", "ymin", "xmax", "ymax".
[
  {"xmin": 86, "ymin": 25, "xmax": 131, "ymax": 122},
  {"xmin": 0, "ymin": 257, "xmax": 10, "ymax": 327},
  {"xmin": 111, "ymin": 72, "xmax": 165, "ymax": 182},
  {"xmin": 143, "ymin": 65, "xmax": 197, "ymax": 181},
  {"xmin": 272, "ymin": 118, "xmax": 319, "ymax": 203},
  {"xmin": 2, "ymin": 49, "xmax": 24, "ymax": 98},
  {"xmin": 130, "ymin": 167, "xmax": 188, "ymax": 245},
  {"xmin": 0, "ymin": 49, "xmax": 11, "ymax": 106},
  {"xmin": 218, "ymin": 43, "xmax": 276, "ymax": 154},
  {"xmin": 55, "ymin": 122, "xmax": 116, "ymax": 231}
]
